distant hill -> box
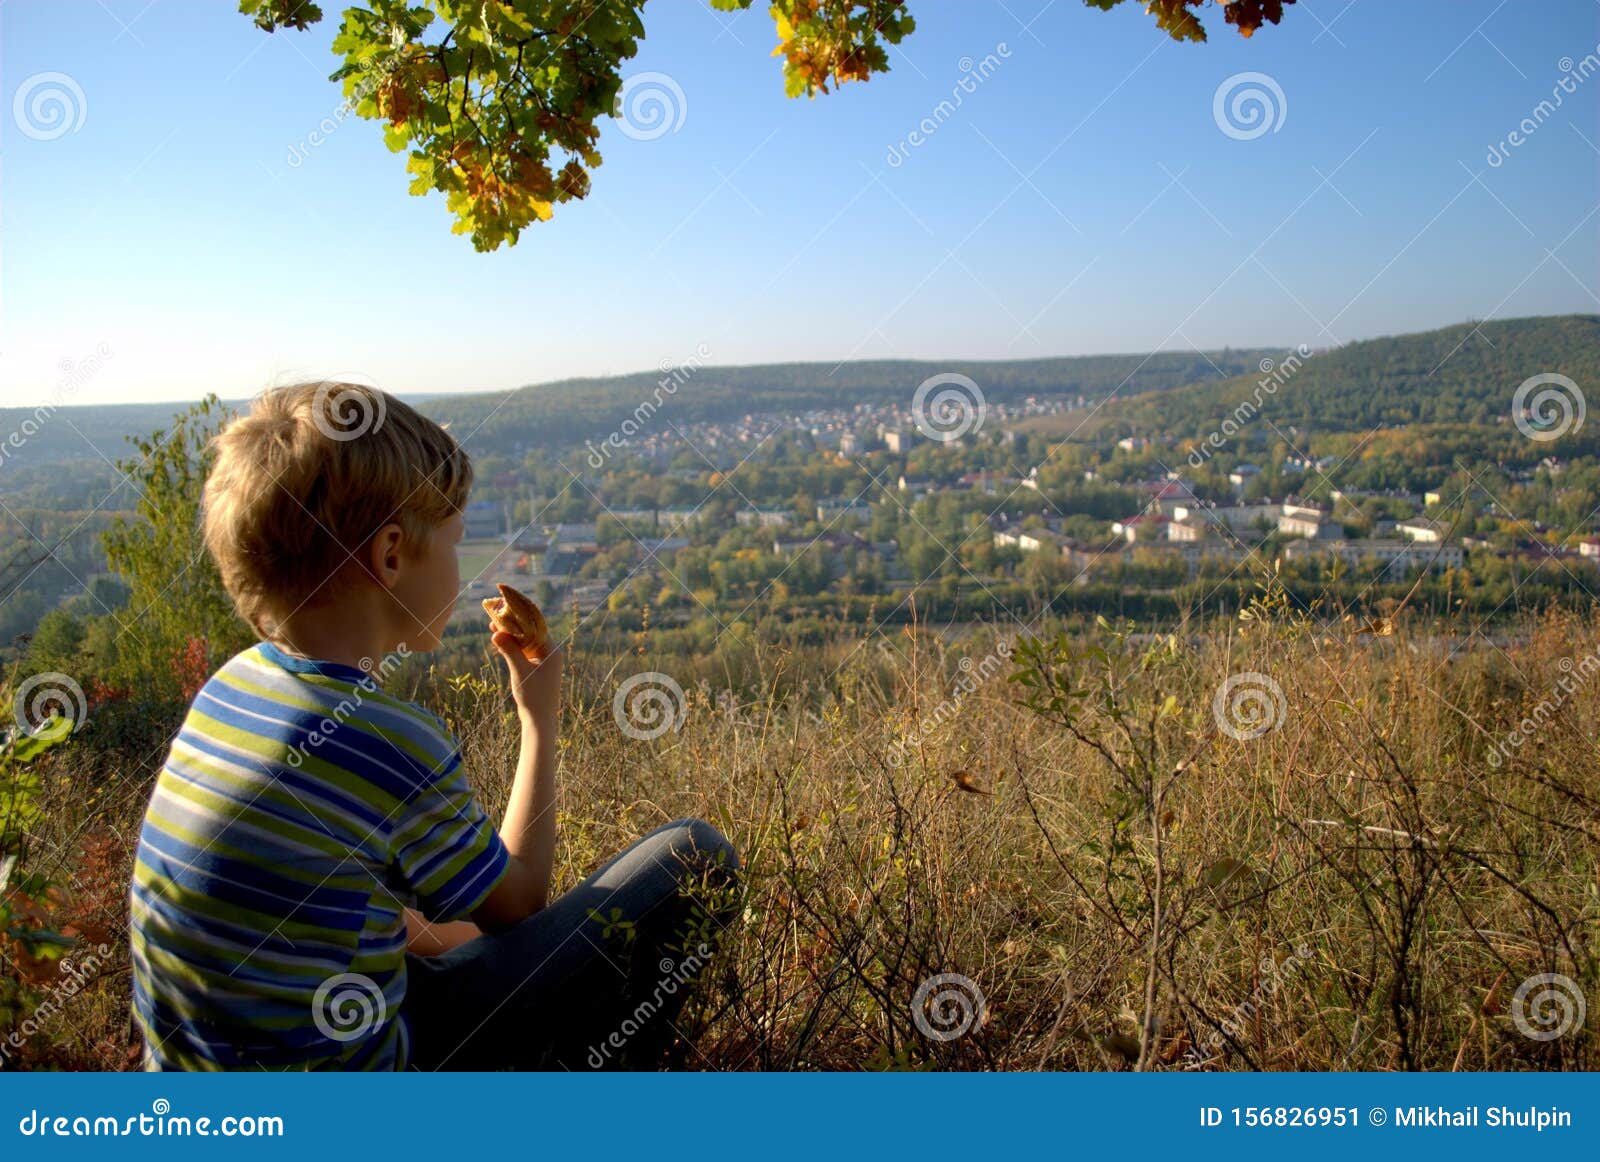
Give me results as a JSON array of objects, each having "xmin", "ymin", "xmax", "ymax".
[
  {"xmin": 1107, "ymin": 314, "xmax": 1599, "ymax": 444},
  {"xmin": 418, "ymin": 350, "xmax": 1278, "ymax": 455}
]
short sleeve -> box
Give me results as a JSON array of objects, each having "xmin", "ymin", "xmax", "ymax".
[{"xmin": 386, "ymin": 721, "xmax": 510, "ymax": 922}]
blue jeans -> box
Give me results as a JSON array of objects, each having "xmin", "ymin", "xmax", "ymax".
[{"xmin": 401, "ymin": 819, "xmax": 739, "ymax": 1070}]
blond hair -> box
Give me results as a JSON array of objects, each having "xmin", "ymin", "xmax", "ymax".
[{"xmin": 203, "ymin": 382, "xmax": 472, "ymax": 637}]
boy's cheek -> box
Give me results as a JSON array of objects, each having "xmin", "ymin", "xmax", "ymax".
[{"xmin": 420, "ymin": 598, "xmax": 452, "ymax": 647}]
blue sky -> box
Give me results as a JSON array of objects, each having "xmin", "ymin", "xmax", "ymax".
[{"xmin": 4, "ymin": 0, "xmax": 1598, "ymax": 406}]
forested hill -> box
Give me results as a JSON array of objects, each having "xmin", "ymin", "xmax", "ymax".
[
  {"xmin": 1108, "ymin": 314, "xmax": 1599, "ymax": 442},
  {"xmin": 417, "ymin": 349, "xmax": 1276, "ymax": 454}
]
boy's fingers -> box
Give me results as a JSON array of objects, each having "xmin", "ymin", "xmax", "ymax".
[
  {"xmin": 493, "ymin": 633, "xmax": 562, "ymax": 678},
  {"xmin": 491, "ymin": 631, "xmax": 529, "ymax": 668}
]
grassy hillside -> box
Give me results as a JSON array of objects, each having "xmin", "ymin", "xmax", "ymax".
[{"xmin": 8, "ymin": 601, "xmax": 1596, "ymax": 1070}]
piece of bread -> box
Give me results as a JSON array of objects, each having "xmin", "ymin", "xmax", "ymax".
[{"xmin": 481, "ymin": 583, "xmax": 550, "ymax": 660}]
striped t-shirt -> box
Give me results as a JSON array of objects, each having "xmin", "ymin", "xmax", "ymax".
[{"xmin": 129, "ymin": 642, "xmax": 509, "ymax": 1070}]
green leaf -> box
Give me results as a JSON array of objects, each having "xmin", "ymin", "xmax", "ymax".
[
  {"xmin": 10, "ymin": 729, "xmax": 66, "ymax": 763},
  {"xmin": 1202, "ymin": 857, "xmax": 1256, "ymax": 890}
]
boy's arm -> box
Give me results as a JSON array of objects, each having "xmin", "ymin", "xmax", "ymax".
[
  {"xmin": 497, "ymin": 708, "xmax": 558, "ymax": 901},
  {"xmin": 404, "ymin": 908, "xmax": 481, "ymax": 955},
  {"xmin": 470, "ymin": 637, "xmax": 562, "ymax": 931}
]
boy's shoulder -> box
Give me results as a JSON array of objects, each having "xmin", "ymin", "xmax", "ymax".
[{"xmin": 204, "ymin": 641, "xmax": 461, "ymax": 783}]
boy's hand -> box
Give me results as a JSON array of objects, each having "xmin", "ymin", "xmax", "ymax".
[
  {"xmin": 492, "ymin": 632, "xmax": 562, "ymax": 726},
  {"xmin": 482, "ymin": 583, "xmax": 550, "ymax": 660}
]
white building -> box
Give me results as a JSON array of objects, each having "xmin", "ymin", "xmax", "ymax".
[
  {"xmin": 1398, "ymin": 518, "xmax": 1446, "ymax": 544},
  {"xmin": 1143, "ymin": 480, "xmax": 1198, "ymax": 516},
  {"xmin": 817, "ymin": 498, "xmax": 872, "ymax": 523},
  {"xmin": 1167, "ymin": 517, "xmax": 1209, "ymax": 543},
  {"xmin": 1282, "ymin": 538, "xmax": 1464, "ymax": 573},
  {"xmin": 1228, "ymin": 464, "xmax": 1261, "ymax": 495},
  {"xmin": 1018, "ymin": 529, "xmax": 1072, "ymax": 554},
  {"xmin": 1173, "ymin": 502, "xmax": 1278, "ymax": 533},
  {"xmin": 735, "ymin": 507, "xmax": 794, "ymax": 529},
  {"xmin": 1112, "ymin": 513, "xmax": 1171, "ymax": 543},
  {"xmin": 1278, "ymin": 504, "xmax": 1340, "ymax": 540}
]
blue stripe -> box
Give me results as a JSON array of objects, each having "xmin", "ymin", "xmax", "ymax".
[
  {"xmin": 192, "ymin": 683, "xmax": 452, "ymax": 805},
  {"xmin": 136, "ymin": 820, "xmax": 370, "ymax": 930},
  {"xmin": 163, "ymin": 734, "xmax": 390, "ymax": 841},
  {"xmin": 131, "ymin": 878, "xmax": 364, "ymax": 974}
]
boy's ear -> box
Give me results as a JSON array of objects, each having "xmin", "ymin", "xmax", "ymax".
[{"xmin": 367, "ymin": 522, "xmax": 406, "ymax": 590}]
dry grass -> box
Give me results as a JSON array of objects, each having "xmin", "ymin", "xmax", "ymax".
[{"xmin": 6, "ymin": 602, "xmax": 1597, "ymax": 1070}]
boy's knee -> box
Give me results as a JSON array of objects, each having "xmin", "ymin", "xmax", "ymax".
[{"xmin": 663, "ymin": 817, "xmax": 740, "ymax": 878}]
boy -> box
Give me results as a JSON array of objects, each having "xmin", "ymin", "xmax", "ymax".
[{"xmin": 129, "ymin": 382, "xmax": 737, "ymax": 1070}]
